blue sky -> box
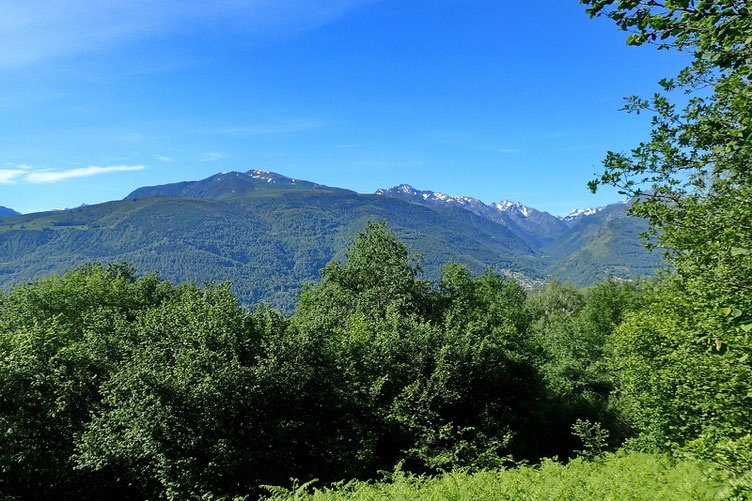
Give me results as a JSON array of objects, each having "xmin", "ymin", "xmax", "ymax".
[{"xmin": 0, "ymin": 0, "xmax": 688, "ymax": 215}]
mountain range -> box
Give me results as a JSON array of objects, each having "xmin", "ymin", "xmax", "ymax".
[
  {"xmin": 0, "ymin": 170, "xmax": 663, "ymax": 310},
  {"xmin": 374, "ymin": 184, "xmax": 608, "ymax": 248}
]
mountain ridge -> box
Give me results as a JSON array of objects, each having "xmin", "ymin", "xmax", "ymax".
[
  {"xmin": 375, "ymin": 184, "xmax": 569, "ymax": 248},
  {"xmin": 0, "ymin": 206, "xmax": 20, "ymax": 216},
  {"xmin": 0, "ymin": 170, "xmax": 664, "ymax": 310},
  {"xmin": 126, "ymin": 170, "xmax": 353, "ymax": 201}
]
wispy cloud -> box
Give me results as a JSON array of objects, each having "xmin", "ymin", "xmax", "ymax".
[
  {"xmin": 5, "ymin": 163, "xmax": 35, "ymax": 170},
  {"xmin": 0, "ymin": 170, "xmax": 25, "ymax": 184},
  {"xmin": 199, "ymin": 152, "xmax": 224, "ymax": 161},
  {"xmin": 155, "ymin": 155, "xmax": 173, "ymax": 163},
  {"xmin": 0, "ymin": 164, "xmax": 144, "ymax": 183},
  {"xmin": 0, "ymin": 0, "xmax": 379, "ymax": 69}
]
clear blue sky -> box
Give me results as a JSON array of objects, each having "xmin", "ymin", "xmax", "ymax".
[{"xmin": 0, "ymin": 0, "xmax": 688, "ymax": 215}]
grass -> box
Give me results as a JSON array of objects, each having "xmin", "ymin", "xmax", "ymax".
[{"xmin": 261, "ymin": 451, "xmax": 726, "ymax": 501}]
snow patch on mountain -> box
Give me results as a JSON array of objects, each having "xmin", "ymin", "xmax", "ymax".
[
  {"xmin": 53, "ymin": 203, "xmax": 88, "ymax": 211},
  {"xmin": 560, "ymin": 206, "xmax": 607, "ymax": 222},
  {"xmin": 494, "ymin": 200, "xmax": 531, "ymax": 218},
  {"xmin": 248, "ymin": 170, "xmax": 276, "ymax": 182},
  {"xmin": 377, "ymin": 185, "xmax": 499, "ymax": 210}
]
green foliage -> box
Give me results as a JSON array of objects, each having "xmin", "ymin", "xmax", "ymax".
[
  {"xmin": 297, "ymin": 221, "xmax": 433, "ymax": 324},
  {"xmin": 582, "ymin": 0, "xmax": 751, "ymax": 68},
  {"xmin": 582, "ymin": 0, "xmax": 752, "ymax": 485},
  {"xmin": 4, "ymin": 220, "xmax": 731, "ymax": 499},
  {"xmin": 0, "ymin": 263, "xmax": 175, "ymax": 498},
  {"xmin": 0, "ymin": 221, "xmax": 649, "ymax": 499},
  {"xmin": 526, "ymin": 279, "xmax": 644, "ymax": 452},
  {"xmin": 571, "ymin": 419, "xmax": 610, "ymax": 459},
  {"xmin": 685, "ymin": 430, "xmax": 752, "ymax": 498},
  {"xmin": 294, "ymin": 223, "xmax": 545, "ymax": 471},
  {"xmin": 75, "ymin": 284, "xmax": 272, "ymax": 498},
  {"xmin": 608, "ymin": 279, "xmax": 752, "ymax": 451},
  {"xmin": 262, "ymin": 451, "xmax": 724, "ymax": 501}
]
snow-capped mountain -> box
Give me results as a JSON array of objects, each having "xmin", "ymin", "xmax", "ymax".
[
  {"xmin": 375, "ymin": 185, "xmax": 568, "ymax": 248},
  {"xmin": 126, "ymin": 170, "xmax": 351, "ymax": 200},
  {"xmin": 560, "ymin": 199, "xmax": 630, "ymax": 227},
  {"xmin": 494, "ymin": 200, "xmax": 534, "ymax": 218},
  {"xmin": 53, "ymin": 204, "xmax": 88, "ymax": 212},
  {"xmin": 560, "ymin": 206, "xmax": 607, "ymax": 226},
  {"xmin": 375, "ymin": 185, "xmax": 490, "ymax": 213}
]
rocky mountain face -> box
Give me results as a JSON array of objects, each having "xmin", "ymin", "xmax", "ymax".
[{"xmin": 376, "ymin": 185, "xmax": 570, "ymax": 248}]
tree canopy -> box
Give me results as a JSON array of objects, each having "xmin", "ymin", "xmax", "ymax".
[{"xmin": 581, "ymin": 0, "xmax": 752, "ymax": 484}]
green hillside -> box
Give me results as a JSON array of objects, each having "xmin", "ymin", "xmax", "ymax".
[
  {"xmin": 0, "ymin": 188, "xmax": 540, "ymax": 311},
  {"xmin": 0, "ymin": 171, "xmax": 666, "ymax": 309},
  {"xmin": 542, "ymin": 202, "xmax": 665, "ymax": 285}
]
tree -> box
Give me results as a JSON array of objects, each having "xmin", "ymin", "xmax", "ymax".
[
  {"xmin": 581, "ymin": 0, "xmax": 752, "ymax": 480},
  {"xmin": 294, "ymin": 223, "xmax": 547, "ymax": 470},
  {"xmin": 0, "ymin": 264, "xmax": 174, "ymax": 499},
  {"xmin": 582, "ymin": 0, "xmax": 751, "ymax": 298},
  {"xmin": 295, "ymin": 220, "xmax": 433, "ymax": 330}
]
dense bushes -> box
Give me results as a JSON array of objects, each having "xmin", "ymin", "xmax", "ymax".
[
  {"xmin": 2, "ymin": 221, "xmax": 748, "ymax": 499},
  {"xmin": 0, "ymin": 223, "xmax": 645, "ymax": 500}
]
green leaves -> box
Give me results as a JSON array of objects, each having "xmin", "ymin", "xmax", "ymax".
[
  {"xmin": 581, "ymin": 2, "xmax": 752, "ymax": 483},
  {"xmin": 626, "ymin": 33, "xmax": 649, "ymax": 45},
  {"xmin": 719, "ymin": 306, "xmax": 743, "ymax": 318}
]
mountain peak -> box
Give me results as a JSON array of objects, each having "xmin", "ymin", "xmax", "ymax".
[
  {"xmin": 560, "ymin": 205, "xmax": 607, "ymax": 222},
  {"xmin": 0, "ymin": 206, "xmax": 20, "ymax": 216},
  {"xmin": 126, "ymin": 170, "xmax": 351, "ymax": 201},
  {"xmin": 494, "ymin": 200, "xmax": 532, "ymax": 218},
  {"xmin": 376, "ymin": 184, "xmax": 421, "ymax": 196},
  {"xmin": 376, "ymin": 185, "xmax": 484, "ymax": 207},
  {"xmin": 396, "ymin": 183, "xmax": 418, "ymax": 193}
]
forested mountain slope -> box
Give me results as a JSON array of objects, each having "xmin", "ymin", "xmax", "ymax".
[
  {"xmin": 0, "ymin": 182, "xmax": 538, "ymax": 310},
  {"xmin": 542, "ymin": 200, "xmax": 662, "ymax": 285},
  {"xmin": 0, "ymin": 170, "xmax": 664, "ymax": 308}
]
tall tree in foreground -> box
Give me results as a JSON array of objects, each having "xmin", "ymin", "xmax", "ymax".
[
  {"xmin": 294, "ymin": 222, "xmax": 545, "ymax": 470},
  {"xmin": 581, "ymin": 0, "xmax": 752, "ymax": 488}
]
